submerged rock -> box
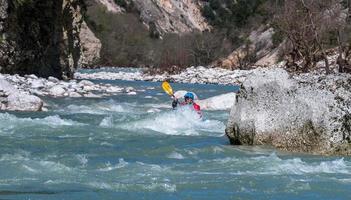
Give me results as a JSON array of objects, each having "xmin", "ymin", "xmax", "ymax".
[{"xmin": 226, "ymin": 68, "xmax": 351, "ymax": 155}]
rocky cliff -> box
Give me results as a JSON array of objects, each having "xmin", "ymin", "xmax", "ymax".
[
  {"xmin": 95, "ymin": 0, "xmax": 210, "ymax": 35},
  {"xmin": 0, "ymin": 0, "xmax": 86, "ymax": 79},
  {"xmin": 226, "ymin": 68, "xmax": 351, "ymax": 155}
]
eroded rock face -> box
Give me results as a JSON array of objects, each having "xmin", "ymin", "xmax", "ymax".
[
  {"xmin": 0, "ymin": 0, "xmax": 85, "ymax": 79},
  {"xmin": 79, "ymin": 21, "xmax": 101, "ymax": 67},
  {"xmin": 96, "ymin": 0, "xmax": 210, "ymax": 34},
  {"xmin": 96, "ymin": 0, "xmax": 123, "ymax": 13},
  {"xmin": 226, "ymin": 68, "xmax": 351, "ymax": 155},
  {"xmin": 213, "ymin": 27, "xmax": 281, "ymax": 69}
]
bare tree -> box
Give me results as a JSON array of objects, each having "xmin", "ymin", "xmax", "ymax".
[
  {"xmin": 336, "ymin": 0, "xmax": 351, "ymax": 73},
  {"xmin": 274, "ymin": 0, "xmax": 342, "ymax": 73}
]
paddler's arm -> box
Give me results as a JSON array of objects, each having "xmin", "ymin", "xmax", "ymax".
[{"xmin": 172, "ymin": 96, "xmax": 179, "ymax": 109}]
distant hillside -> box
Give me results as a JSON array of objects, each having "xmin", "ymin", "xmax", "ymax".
[{"xmin": 84, "ymin": 0, "xmax": 351, "ymax": 74}]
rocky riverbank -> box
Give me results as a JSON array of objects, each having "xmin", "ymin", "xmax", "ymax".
[
  {"xmin": 0, "ymin": 73, "xmax": 137, "ymax": 111},
  {"xmin": 225, "ymin": 68, "xmax": 351, "ymax": 155},
  {"xmin": 75, "ymin": 66, "xmax": 254, "ymax": 85}
]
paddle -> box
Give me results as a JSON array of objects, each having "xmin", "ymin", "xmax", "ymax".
[{"xmin": 162, "ymin": 81, "xmax": 174, "ymax": 97}]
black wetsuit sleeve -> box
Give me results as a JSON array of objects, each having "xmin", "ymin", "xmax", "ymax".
[{"xmin": 172, "ymin": 99, "xmax": 179, "ymax": 109}]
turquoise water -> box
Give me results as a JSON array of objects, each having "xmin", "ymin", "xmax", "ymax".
[{"xmin": 0, "ymin": 78, "xmax": 351, "ymax": 200}]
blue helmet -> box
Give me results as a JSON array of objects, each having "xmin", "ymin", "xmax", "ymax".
[{"xmin": 184, "ymin": 92, "xmax": 194, "ymax": 100}]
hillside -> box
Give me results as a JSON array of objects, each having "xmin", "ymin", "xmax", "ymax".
[{"xmin": 84, "ymin": 0, "xmax": 279, "ymax": 69}]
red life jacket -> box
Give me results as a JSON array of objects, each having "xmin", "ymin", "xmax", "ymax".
[
  {"xmin": 193, "ymin": 103, "xmax": 202, "ymax": 118},
  {"xmin": 178, "ymin": 102, "xmax": 202, "ymax": 117},
  {"xmin": 193, "ymin": 103, "xmax": 201, "ymax": 111}
]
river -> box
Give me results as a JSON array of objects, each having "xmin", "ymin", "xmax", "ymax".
[{"xmin": 0, "ymin": 73, "xmax": 350, "ymax": 199}]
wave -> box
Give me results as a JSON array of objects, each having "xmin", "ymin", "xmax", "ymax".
[
  {"xmin": 99, "ymin": 115, "xmax": 114, "ymax": 127},
  {"xmin": 0, "ymin": 113, "xmax": 84, "ymax": 131},
  {"xmin": 167, "ymin": 152, "xmax": 185, "ymax": 159},
  {"xmin": 97, "ymin": 159, "xmax": 128, "ymax": 172},
  {"xmin": 65, "ymin": 102, "xmax": 129, "ymax": 115},
  {"xmin": 195, "ymin": 153, "xmax": 351, "ymax": 175},
  {"xmin": 123, "ymin": 108, "xmax": 225, "ymax": 136},
  {"xmin": 0, "ymin": 151, "xmax": 74, "ymax": 175}
]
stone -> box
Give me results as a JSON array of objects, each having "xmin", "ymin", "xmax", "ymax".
[
  {"xmin": 30, "ymin": 79, "xmax": 45, "ymax": 89},
  {"xmin": 48, "ymin": 76, "xmax": 59, "ymax": 83},
  {"xmin": 226, "ymin": 68, "xmax": 351, "ymax": 155},
  {"xmin": 6, "ymin": 93, "xmax": 43, "ymax": 111},
  {"xmin": 79, "ymin": 80, "xmax": 94, "ymax": 86},
  {"xmin": 84, "ymin": 93, "xmax": 101, "ymax": 98},
  {"xmin": 69, "ymin": 92, "xmax": 82, "ymax": 98},
  {"xmin": 1, "ymin": 77, "xmax": 43, "ymax": 111},
  {"xmin": 25, "ymin": 74, "xmax": 38, "ymax": 79},
  {"xmin": 49, "ymin": 85, "xmax": 66, "ymax": 97},
  {"xmin": 106, "ymin": 86, "xmax": 123, "ymax": 93}
]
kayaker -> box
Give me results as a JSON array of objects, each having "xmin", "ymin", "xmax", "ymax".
[{"xmin": 172, "ymin": 92, "xmax": 202, "ymax": 116}]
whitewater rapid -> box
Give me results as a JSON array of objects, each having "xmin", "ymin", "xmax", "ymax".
[{"xmin": 0, "ymin": 78, "xmax": 350, "ymax": 199}]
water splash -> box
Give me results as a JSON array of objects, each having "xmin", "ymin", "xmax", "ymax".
[{"xmin": 124, "ymin": 107, "xmax": 224, "ymax": 136}]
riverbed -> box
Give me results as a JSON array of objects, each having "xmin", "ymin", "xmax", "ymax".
[{"xmin": 0, "ymin": 76, "xmax": 350, "ymax": 199}]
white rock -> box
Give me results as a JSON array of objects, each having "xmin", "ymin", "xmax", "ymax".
[
  {"xmin": 6, "ymin": 92, "xmax": 43, "ymax": 112},
  {"xmin": 49, "ymin": 85, "xmax": 66, "ymax": 97},
  {"xmin": 48, "ymin": 76, "xmax": 59, "ymax": 83},
  {"xmin": 25, "ymin": 74, "xmax": 38, "ymax": 79},
  {"xmin": 69, "ymin": 92, "xmax": 82, "ymax": 98},
  {"xmin": 45, "ymin": 81, "xmax": 56, "ymax": 88},
  {"xmin": 79, "ymin": 80, "xmax": 94, "ymax": 86},
  {"xmin": 106, "ymin": 86, "xmax": 123, "ymax": 93},
  {"xmin": 226, "ymin": 68, "xmax": 351, "ymax": 155},
  {"xmin": 84, "ymin": 93, "xmax": 101, "ymax": 98},
  {"xmin": 30, "ymin": 79, "xmax": 45, "ymax": 89},
  {"xmin": 127, "ymin": 91, "xmax": 137, "ymax": 95},
  {"xmin": 84, "ymin": 85, "xmax": 97, "ymax": 91}
]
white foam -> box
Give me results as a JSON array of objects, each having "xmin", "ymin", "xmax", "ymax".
[
  {"xmin": 99, "ymin": 115, "xmax": 114, "ymax": 127},
  {"xmin": 0, "ymin": 113, "xmax": 83, "ymax": 129},
  {"xmin": 143, "ymin": 183, "xmax": 177, "ymax": 192},
  {"xmin": 167, "ymin": 152, "xmax": 185, "ymax": 159},
  {"xmin": 125, "ymin": 107, "xmax": 224, "ymax": 136},
  {"xmin": 76, "ymin": 154, "xmax": 88, "ymax": 167},
  {"xmin": 65, "ymin": 105, "xmax": 105, "ymax": 115},
  {"xmin": 274, "ymin": 157, "xmax": 349, "ymax": 175},
  {"xmin": 147, "ymin": 108, "xmax": 161, "ymax": 113},
  {"xmin": 65, "ymin": 100, "xmax": 134, "ymax": 115},
  {"xmin": 0, "ymin": 151, "xmax": 31, "ymax": 162},
  {"xmin": 98, "ymin": 159, "xmax": 128, "ymax": 171}
]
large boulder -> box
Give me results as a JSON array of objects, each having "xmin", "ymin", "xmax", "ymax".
[
  {"xmin": 225, "ymin": 68, "xmax": 351, "ymax": 155},
  {"xmin": 0, "ymin": 78, "xmax": 43, "ymax": 111}
]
